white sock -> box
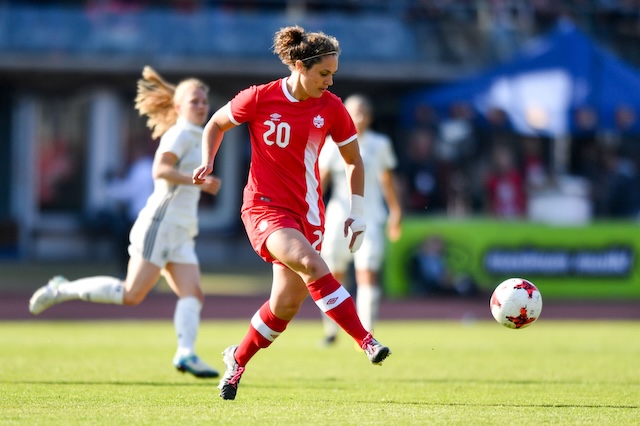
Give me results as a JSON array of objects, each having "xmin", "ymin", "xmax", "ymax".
[
  {"xmin": 56, "ymin": 276, "xmax": 124, "ymax": 304},
  {"xmin": 356, "ymin": 285, "xmax": 381, "ymax": 332},
  {"xmin": 321, "ymin": 312, "xmax": 339, "ymax": 338},
  {"xmin": 174, "ymin": 296, "xmax": 202, "ymax": 358}
]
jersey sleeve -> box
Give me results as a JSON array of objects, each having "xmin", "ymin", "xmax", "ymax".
[
  {"xmin": 379, "ymin": 134, "xmax": 399, "ymax": 170},
  {"xmin": 328, "ymin": 101, "xmax": 357, "ymax": 146},
  {"xmin": 158, "ymin": 127, "xmax": 188, "ymax": 160},
  {"xmin": 228, "ymin": 85, "xmax": 258, "ymax": 125}
]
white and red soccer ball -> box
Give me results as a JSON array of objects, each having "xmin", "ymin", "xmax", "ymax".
[{"xmin": 490, "ymin": 278, "xmax": 543, "ymax": 329}]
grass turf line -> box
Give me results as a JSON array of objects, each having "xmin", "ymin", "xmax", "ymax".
[{"xmin": 1, "ymin": 320, "xmax": 638, "ymax": 425}]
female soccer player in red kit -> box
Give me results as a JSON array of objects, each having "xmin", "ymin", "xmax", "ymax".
[{"xmin": 193, "ymin": 25, "xmax": 392, "ymax": 400}]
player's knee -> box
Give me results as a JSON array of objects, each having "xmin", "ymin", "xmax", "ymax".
[
  {"xmin": 296, "ymin": 253, "xmax": 328, "ymax": 278},
  {"xmin": 122, "ymin": 290, "xmax": 146, "ymax": 306},
  {"xmin": 185, "ymin": 288, "xmax": 205, "ymax": 305}
]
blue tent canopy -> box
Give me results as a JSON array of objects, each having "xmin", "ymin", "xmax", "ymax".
[{"xmin": 402, "ymin": 21, "xmax": 640, "ymax": 136}]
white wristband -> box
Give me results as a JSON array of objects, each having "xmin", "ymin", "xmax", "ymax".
[{"xmin": 350, "ymin": 194, "xmax": 364, "ymax": 218}]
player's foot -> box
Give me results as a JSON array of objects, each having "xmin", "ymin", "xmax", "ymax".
[
  {"xmin": 319, "ymin": 334, "xmax": 337, "ymax": 348},
  {"xmin": 362, "ymin": 332, "xmax": 391, "ymax": 366},
  {"xmin": 174, "ymin": 354, "xmax": 219, "ymax": 378},
  {"xmin": 217, "ymin": 345, "xmax": 245, "ymax": 400},
  {"xmin": 29, "ymin": 276, "xmax": 68, "ymax": 315}
]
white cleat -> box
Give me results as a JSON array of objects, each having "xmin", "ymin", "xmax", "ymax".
[
  {"xmin": 362, "ymin": 333, "xmax": 392, "ymax": 366},
  {"xmin": 174, "ymin": 354, "xmax": 219, "ymax": 378},
  {"xmin": 29, "ymin": 276, "xmax": 68, "ymax": 315},
  {"xmin": 218, "ymin": 345, "xmax": 244, "ymax": 400}
]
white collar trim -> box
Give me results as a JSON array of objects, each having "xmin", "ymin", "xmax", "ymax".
[
  {"xmin": 177, "ymin": 117, "xmax": 204, "ymax": 132},
  {"xmin": 281, "ymin": 77, "xmax": 299, "ymax": 103}
]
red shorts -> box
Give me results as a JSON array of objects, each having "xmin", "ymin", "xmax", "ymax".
[{"xmin": 241, "ymin": 205, "xmax": 324, "ymax": 264}]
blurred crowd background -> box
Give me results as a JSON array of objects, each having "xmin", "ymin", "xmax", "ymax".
[{"xmin": 1, "ymin": 0, "xmax": 640, "ymax": 269}]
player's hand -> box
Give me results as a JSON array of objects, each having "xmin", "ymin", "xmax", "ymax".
[
  {"xmin": 193, "ymin": 164, "xmax": 212, "ymax": 185},
  {"xmin": 201, "ymin": 175, "xmax": 222, "ymax": 196},
  {"xmin": 344, "ymin": 217, "xmax": 366, "ymax": 253},
  {"xmin": 387, "ymin": 220, "xmax": 402, "ymax": 242}
]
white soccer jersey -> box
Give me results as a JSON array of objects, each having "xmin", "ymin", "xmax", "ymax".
[
  {"xmin": 320, "ymin": 129, "xmax": 397, "ymax": 226},
  {"xmin": 137, "ymin": 118, "xmax": 204, "ymax": 236}
]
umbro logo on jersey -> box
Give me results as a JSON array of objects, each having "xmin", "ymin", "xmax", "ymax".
[
  {"xmin": 326, "ymin": 297, "xmax": 339, "ymax": 305},
  {"xmin": 270, "ymin": 113, "xmax": 281, "ymax": 122},
  {"xmin": 313, "ymin": 115, "xmax": 325, "ymax": 128}
]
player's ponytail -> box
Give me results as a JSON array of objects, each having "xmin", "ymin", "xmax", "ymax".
[
  {"xmin": 273, "ymin": 26, "xmax": 340, "ymax": 70},
  {"xmin": 135, "ymin": 66, "xmax": 177, "ymax": 140}
]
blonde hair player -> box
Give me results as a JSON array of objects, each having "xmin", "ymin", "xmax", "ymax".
[
  {"xmin": 193, "ymin": 25, "xmax": 392, "ymax": 401},
  {"xmin": 319, "ymin": 94, "xmax": 403, "ymax": 347},
  {"xmin": 29, "ymin": 66, "xmax": 223, "ymax": 379}
]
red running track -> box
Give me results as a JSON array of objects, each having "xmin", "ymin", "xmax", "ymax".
[{"xmin": 2, "ymin": 292, "xmax": 639, "ymax": 321}]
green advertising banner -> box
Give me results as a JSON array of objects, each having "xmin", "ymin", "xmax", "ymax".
[{"xmin": 384, "ymin": 217, "xmax": 640, "ymax": 300}]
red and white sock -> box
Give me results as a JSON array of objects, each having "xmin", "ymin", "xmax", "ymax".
[
  {"xmin": 234, "ymin": 301, "xmax": 289, "ymax": 366},
  {"xmin": 308, "ymin": 273, "xmax": 368, "ymax": 345}
]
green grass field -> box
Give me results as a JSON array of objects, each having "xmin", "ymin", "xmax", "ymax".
[{"xmin": 1, "ymin": 320, "xmax": 638, "ymax": 425}]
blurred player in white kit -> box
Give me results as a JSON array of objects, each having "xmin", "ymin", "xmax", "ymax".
[
  {"xmin": 318, "ymin": 94, "xmax": 403, "ymax": 346},
  {"xmin": 29, "ymin": 66, "xmax": 222, "ymax": 379}
]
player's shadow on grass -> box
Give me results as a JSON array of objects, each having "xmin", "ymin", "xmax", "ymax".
[
  {"xmin": 7, "ymin": 380, "xmax": 213, "ymax": 387},
  {"xmin": 379, "ymin": 400, "xmax": 638, "ymax": 409},
  {"xmin": 373, "ymin": 377, "xmax": 640, "ymax": 387},
  {"xmin": 14, "ymin": 380, "xmax": 636, "ymax": 410}
]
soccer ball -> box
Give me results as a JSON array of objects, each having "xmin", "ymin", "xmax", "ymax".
[{"xmin": 490, "ymin": 278, "xmax": 543, "ymax": 329}]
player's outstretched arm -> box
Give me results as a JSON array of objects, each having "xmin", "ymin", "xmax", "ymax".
[
  {"xmin": 338, "ymin": 140, "xmax": 366, "ymax": 253},
  {"xmin": 381, "ymin": 169, "xmax": 403, "ymax": 242},
  {"xmin": 194, "ymin": 107, "xmax": 235, "ymax": 184}
]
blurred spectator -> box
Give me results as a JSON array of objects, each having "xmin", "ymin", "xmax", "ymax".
[
  {"xmin": 593, "ymin": 144, "xmax": 640, "ymax": 218},
  {"xmin": 522, "ymin": 135, "xmax": 551, "ymax": 192},
  {"xmin": 615, "ymin": 104, "xmax": 637, "ymax": 132},
  {"xmin": 472, "ymin": 107, "xmax": 515, "ymax": 211},
  {"xmin": 615, "ymin": 104, "xmax": 640, "ymax": 183},
  {"xmin": 480, "ymin": 0, "xmax": 533, "ymax": 61},
  {"xmin": 570, "ymin": 106, "xmax": 599, "ymax": 181},
  {"xmin": 401, "ymin": 128, "xmax": 445, "ymax": 214},
  {"xmin": 438, "ymin": 101, "xmax": 477, "ymax": 163},
  {"xmin": 409, "ymin": 235, "xmax": 478, "ymax": 297},
  {"xmin": 403, "ymin": 1, "xmax": 449, "ymax": 62},
  {"xmin": 38, "ymin": 137, "xmax": 78, "ymax": 211},
  {"xmin": 531, "ymin": 0, "xmax": 562, "ymax": 32},
  {"xmin": 446, "ymin": 166, "xmax": 473, "ymax": 217},
  {"xmin": 484, "ymin": 144, "xmax": 527, "ymax": 218},
  {"xmin": 412, "ymin": 103, "xmax": 440, "ymax": 133},
  {"xmin": 482, "ymin": 107, "xmax": 514, "ymax": 143}
]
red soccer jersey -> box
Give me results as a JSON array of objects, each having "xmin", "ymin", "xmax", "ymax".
[{"xmin": 227, "ymin": 77, "xmax": 357, "ymax": 227}]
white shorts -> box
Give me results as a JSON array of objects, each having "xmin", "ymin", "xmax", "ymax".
[
  {"xmin": 321, "ymin": 221, "xmax": 384, "ymax": 273},
  {"xmin": 128, "ymin": 217, "xmax": 198, "ymax": 268}
]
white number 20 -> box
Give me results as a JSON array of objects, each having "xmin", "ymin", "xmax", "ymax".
[
  {"xmin": 263, "ymin": 120, "xmax": 291, "ymax": 148},
  {"xmin": 311, "ymin": 230, "xmax": 323, "ymax": 254}
]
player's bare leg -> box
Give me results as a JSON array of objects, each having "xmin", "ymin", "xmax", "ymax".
[
  {"xmin": 164, "ymin": 263, "xmax": 218, "ymax": 378},
  {"xmin": 270, "ymin": 228, "xmax": 391, "ymax": 363},
  {"xmin": 29, "ymin": 256, "xmax": 160, "ymax": 315}
]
